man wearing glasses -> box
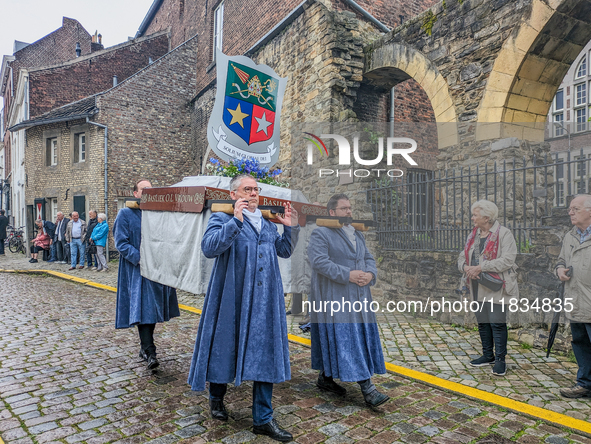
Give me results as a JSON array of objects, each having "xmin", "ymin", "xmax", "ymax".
[
  {"xmin": 307, "ymin": 193, "xmax": 389, "ymax": 407},
  {"xmin": 188, "ymin": 174, "xmax": 299, "ymax": 442},
  {"xmin": 557, "ymin": 194, "xmax": 591, "ymax": 398}
]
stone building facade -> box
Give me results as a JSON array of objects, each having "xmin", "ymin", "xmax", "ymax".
[{"xmin": 19, "ymin": 35, "xmax": 198, "ymax": 252}]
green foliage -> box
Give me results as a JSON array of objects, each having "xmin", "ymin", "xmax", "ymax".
[
  {"xmin": 521, "ymin": 342, "xmax": 532, "ymax": 350},
  {"xmin": 518, "ymin": 238, "xmax": 534, "ymax": 253},
  {"xmin": 567, "ymin": 349, "xmax": 577, "ymax": 363},
  {"xmin": 422, "ymin": 10, "xmax": 437, "ymax": 36},
  {"xmin": 363, "ymin": 127, "xmax": 382, "ymax": 144}
]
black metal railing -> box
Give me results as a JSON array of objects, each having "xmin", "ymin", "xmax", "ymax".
[{"xmin": 366, "ymin": 151, "xmax": 589, "ymax": 251}]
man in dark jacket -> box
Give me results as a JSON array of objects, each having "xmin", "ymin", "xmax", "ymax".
[
  {"xmin": 0, "ymin": 209, "xmax": 8, "ymax": 255},
  {"xmin": 54, "ymin": 212, "xmax": 70, "ymax": 264},
  {"xmin": 84, "ymin": 210, "xmax": 98, "ymax": 269}
]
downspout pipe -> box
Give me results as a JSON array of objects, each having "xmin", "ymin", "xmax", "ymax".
[
  {"xmin": 341, "ymin": 0, "xmax": 390, "ymax": 33},
  {"xmin": 86, "ymin": 118, "xmax": 109, "ymax": 259},
  {"xmin": 390, "ymin": 86, "xmax": 395, "ymax": 137}
]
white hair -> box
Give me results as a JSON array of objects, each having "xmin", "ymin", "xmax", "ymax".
[
  {"xmin": 229, "ymin": 174, "xmax": 255, "ymax": 192},
  {"xmin": 471, "ymin": 199, "xmax": 498, "ymax": 224},
  {"xmin": 97, "ymin": 213, "xmax": 107, "ymax": 221},
  {"xmin": 575, "ymin": 194, "xmax": 591, "ymax": 209}
]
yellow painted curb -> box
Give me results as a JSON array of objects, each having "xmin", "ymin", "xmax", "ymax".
[
  {"xmin": 383, "ymin": 361, "xmax": 591, "ymax": 435},
  {"xmin": 178, "ymin": 304, "xmax": 202, "ymax": 315},
  {"xmin": 3, "ymin": 268, "xmax": 591, "ymax": 436},
  {"xmin": 288, "ymin": 333, "xmax": 311, "ymax": 347}
]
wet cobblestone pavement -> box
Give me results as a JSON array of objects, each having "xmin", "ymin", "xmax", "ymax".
[{"xmin": 1, "ymin": 252, "xmax": 591, "ymax": 443}]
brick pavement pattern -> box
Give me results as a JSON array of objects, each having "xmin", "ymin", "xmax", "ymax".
[{"xmin": 1, "ymin": 253, "xmax": 591, "ymax": 443}]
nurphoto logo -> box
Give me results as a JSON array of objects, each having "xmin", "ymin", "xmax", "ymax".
[{"xmin": 304, "ymin": 133, "xmax": 419, "ymax": 178}]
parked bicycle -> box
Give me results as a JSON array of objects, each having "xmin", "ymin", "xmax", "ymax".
[{"xmin": 7, "ymin": 226, "xmax": 26, "ymax": 254}]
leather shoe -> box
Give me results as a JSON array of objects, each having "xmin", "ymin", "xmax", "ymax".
[
  {"xmin": 363, "ymin": 389, "xmax": 390, "ymax": 408},
  {"xmin": 560, "ymin": 384, "xmax": 591, "ymax": 398},
  {"xmin": 68, "ymin": 267, "xmax": 76, "ymax": 270},
  {"xmin": 253, "ymin": 418, "xmax": 293, "ymax": 442},
  {"xmin": 78, "ymin": 266, "xmax": 84, "ymax": 269},
  {"xmin": 209, "ymin": 399, "xmax": 228, "ymax": 421},
  {"xmin": 146, "ymin": 354, "xmax": 159, "ymax": 370},
  {"xmin": 317, "ymin": 373, "xmax": 346, "ymax": 396},
  {"xmin": 139, "ymin": 350, "xmax": 148, "ymax": 361}
]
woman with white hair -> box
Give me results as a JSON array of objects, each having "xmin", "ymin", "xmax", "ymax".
[
  {"xmin": 91, "ymin": 213, "xmax": 109, "ymax": 272},
  {"xmin": 458, "ymin": 199, "xmax": 519, "ymax": 376}
]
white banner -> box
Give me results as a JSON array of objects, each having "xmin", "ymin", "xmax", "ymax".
[{"xmin": 212, "ymin": 125, "xmax": 276, "ymax": 163}]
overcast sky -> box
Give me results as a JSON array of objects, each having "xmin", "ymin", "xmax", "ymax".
[{"xmin": 0, "ymin": 0, "xmax": 154, "ymax": 107}]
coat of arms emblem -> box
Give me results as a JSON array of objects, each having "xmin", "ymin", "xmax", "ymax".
[{"xmin": 208, "ymin": 50, "xmax": 287, "ymax": 167}]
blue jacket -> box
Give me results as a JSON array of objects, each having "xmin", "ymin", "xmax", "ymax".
[
  {"xmin": 307, "ymin": 226, "xmax": 386, "ymax": 382},
  {"xmin": 91, "ymin": 220, "xmax": 109, "ymax": 247},
  {"xmin": 188, "ymin": 213, "xmax": 299, "ymax": 391},
  {"xmin": 113, "ymin": 207, "xmax": 180, "ymax": 328}
]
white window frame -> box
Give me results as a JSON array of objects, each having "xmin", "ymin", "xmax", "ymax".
[
  {"xmin": 576, "ymin": 107, "xmax": 587, "ymax": 133},
  {"xmin": 553, "ymin": 112, "xmax": 564, "ymax": 137},
  {"xmin": 51, "ymin": 198, "xmax": 58, "ymax": 222},
  {"xmin": 576, "ymin": 55, "xmax": 587, "ymax": 79},
  {"xmin": 576, "ymin": 83, "xmax": 587, "ymax": 107},
  {"xmin": 51, "ymin": 138, "xmax": 58, "ymax": 166},
  {"xmin": 555, "ymin": 157, "xmax": 565, "ymax": 207},
  {"xmin": 77, "ymin": 133, "xmax": 86, "ymax": 163},
  {"xmin": 213, "ymin": 2, "xmax": 224, "ymax": 61}
]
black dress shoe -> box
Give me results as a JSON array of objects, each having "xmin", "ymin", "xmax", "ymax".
[
  {"xmin": 317, "ymin": 373, "xmax": 346, "ymax": 396},
  {"xmin": 363, "ymin": 389, "xmax": 390, "ymax": 408},
  {"xmin": 253, "ymin": 418, "xmax": 293, "ymax": 442},
  {"xmin": 139, "ymin": 350, "xmax": 148, "ymax": 361},
  {"xmin": 146, "ymin": 354, "xmax": 159, "ymax": 370},
  {"xmin": 209, "ymin": 399, "xmax": 228, "ymax": 421}
]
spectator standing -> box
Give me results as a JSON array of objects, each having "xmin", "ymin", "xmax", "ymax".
[
  {"xmin": 91, "ymin": 213, "xmax": 109, "ymax": 272},
  {"xmin": 0, "ymin": 209, "xmax": 8, "ymax": 255},
  {"xmin": 85, "ymin": 210, "xmax": 98, "ymax": 269},
  {"xmin": 557, "ymin": 194, "xmax": 591, "ymax": 398},
  {"xmin": 65, "ymin": 212, "xmax": 87, "ymax": 270},
  {"xmin": 54, "ymin": 212, "xmax": 69, "ymax": 264}
]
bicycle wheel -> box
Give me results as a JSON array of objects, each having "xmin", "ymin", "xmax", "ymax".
[{"xmin": 8, "ymin": 237, "xmax": 19, "ymax": 253}]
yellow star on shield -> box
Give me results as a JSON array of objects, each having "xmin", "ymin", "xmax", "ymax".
[{"xmin": 227, "ymin": 103, "xmax": 249, "ymax": 129}]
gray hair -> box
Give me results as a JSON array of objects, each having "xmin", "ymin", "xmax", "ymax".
[
  {"xmin": 229, "ymin": 174, "xmax": 255, "ymax": 192},
  {"xmin": 97, "ymin": 213, "xmax": 107, "ymax": 221},
  {"xmin": 575, "ymin": 194, "xmax": 591, "ymax": 209},
  {"xmin": 471, "ymin": 199, "xmax": 498, "ymax": 224}
]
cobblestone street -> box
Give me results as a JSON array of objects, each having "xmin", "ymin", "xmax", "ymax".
[{"xmin": 1, "ymin": 254, "xmax": 591, "ymax": 443}]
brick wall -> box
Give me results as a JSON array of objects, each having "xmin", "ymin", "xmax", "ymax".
[
  {"xmin": 9, "ymin": 18, "xmax": 93, "ymax": 96},
  {"xmin": 95, "ymin": 34, "xmax": 199, "ymax": 228},
  {"xmin": 25, "ymin": 119, "xmax": 105, "ymax": 219},
  {"xmin": 144, "ymin": 0, "xmax": 309, "ymax": 94},
  {"xmin": 29, "ymin": 33, "xmax": 170, "ymax": 118}
]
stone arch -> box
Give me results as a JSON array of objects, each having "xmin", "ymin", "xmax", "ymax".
[
  {"xmin": 478, "ymin": 0, "xmax": 591, "ymax": 141},
  {"xmin": 363, "ymin": 42, "xmax": 458, "ymax": 148}
]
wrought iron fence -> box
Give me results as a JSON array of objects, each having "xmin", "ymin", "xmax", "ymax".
[{"xmin": 366, "ymin": 150, "xmax": 589, "ymax": 251}]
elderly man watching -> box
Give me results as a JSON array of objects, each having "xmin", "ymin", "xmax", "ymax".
[
  {"xmin": 65, "ymin": 212, "xmax": 87, "ymax": 270},
  {"xmin": 54, "ymin": 212, "xmax": 69, "ymax": 264},
  {"xmin": 188, "ymin": 174, "xmax": 299, "ymax": 442},
  {"xmin": 557, "ymin": 194, "xmax": 591, "ymax": 398}
]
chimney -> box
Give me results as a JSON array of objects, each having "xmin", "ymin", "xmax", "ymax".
[
  {"xmin": 75, "ymin": 42, "xmax": 81, "ymax": 57},
  {"xmin": 113, "ymin": 75, "xmax": 118, "ymax": 87},
  {"xmin": 98, "ymin": 34, "xmax": 102, "ymax": 45}
]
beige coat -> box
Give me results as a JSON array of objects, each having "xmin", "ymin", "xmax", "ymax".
[
  {"xmin": 457, "ymin": 221, "xmax": 519, "ymax": 305},
  {"xmin": 556, "ymin": 227, "xmax": 591, "ymax": 322},
  {"xmin": 65, "ymin": 219, "xmax": 87, "ymax": 243}
]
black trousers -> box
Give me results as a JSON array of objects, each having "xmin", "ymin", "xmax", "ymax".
[
  {"xmin": 474, "ymin": 301, "xmax": 507, "ymax": 360},
  {"xmin": 56, "ymin": 240, "xmax": 67, "ymax": 262},
  {"xmin": 137, "ymin": 324, "xmax": 156, "ymax": 356},
  {"xmin": 0, "ymin": 239, "xmax": 4, "ymax": 255}
]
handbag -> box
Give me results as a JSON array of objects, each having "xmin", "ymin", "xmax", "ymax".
[
  {"xmin": 478, "ymin": 272, "xmax": 504, "ymax": 292},
  {"xmin": 87, "ymin": 243, "xmax": 97, "ymax": 255}
]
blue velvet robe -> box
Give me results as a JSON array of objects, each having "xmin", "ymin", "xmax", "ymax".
[
  {"xmin": 307, "ymin": 227, "xmax": 386, "ymax": 382},
  {"xmin": 113, "ymin": 207, "xmax": 180, "ymax": 328},
  {"xmin": 187, "ymin": 213, "xmax": 299, "ymax": 392}
]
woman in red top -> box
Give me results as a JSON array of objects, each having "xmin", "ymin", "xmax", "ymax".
[{"xmin": 29, "ymin": 220, "xmax": 51, "ymax": 263}]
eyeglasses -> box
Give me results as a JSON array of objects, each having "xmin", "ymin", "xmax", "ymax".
[
  {"xmin": 568, "ymin": 207, "xmax": 588, "ymax": 213},
  {"xmin": 335, "ymin": 206, "xmax": 352, "ymax": 211},
  {"xmin": 242, "ymin": 186, "xmax": 262, "ymax": 194}
]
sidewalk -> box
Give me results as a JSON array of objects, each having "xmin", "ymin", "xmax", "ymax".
[{"xmin": 2, "ymin": 251, "xmax": 590, "ymax": 430}]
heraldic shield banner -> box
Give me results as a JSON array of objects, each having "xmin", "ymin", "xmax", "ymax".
[{"xmin": 208, "ymin": 50, "xmax": 287, "ymax": 167}]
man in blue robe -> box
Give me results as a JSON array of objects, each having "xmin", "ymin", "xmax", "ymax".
[
  {"xmin": 307, "ymin": 193, "xmax": 389, "ymax": 408},
  {"xmin": 188, "ymin": 174, "xmax": 299, "ymax": 442},
  {"xmin": 114, "ymin": 179, "xmax": 180, "ymax": 370}
]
